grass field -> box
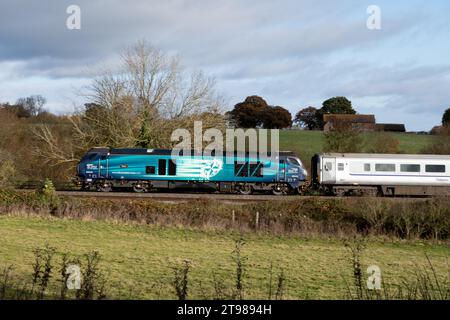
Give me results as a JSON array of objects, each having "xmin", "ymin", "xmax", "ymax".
[
  {"xmin": 0, "ymin": 215, "xmax": 448, "ymax": 299},
  {"xmin": 279, "ymin": 130, "xmax": 435, "ymax": 168}
]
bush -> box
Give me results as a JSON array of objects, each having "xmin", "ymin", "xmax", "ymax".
[
  {"xmin": 369, "ymin": 133, "xmax": 400, "ymax": 154},
  {"xmin": 422, "ymin": 126, "xmax": 450, "ymax": 154},
  {"xmin": 35, "ymin": 178, "xmax": 60, "ymax": 208},
  {"xmin": 323, "ymin": 121, "xmax": 363, "ymax": 153},
  {"xmin": 0, "ymin": 150, "xmax": 23, "ymax": 188}
]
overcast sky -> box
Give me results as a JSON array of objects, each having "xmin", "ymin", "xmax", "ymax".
[{"xmin": 0, "ymin": 0, "xmax": 449, "ymax": 131}]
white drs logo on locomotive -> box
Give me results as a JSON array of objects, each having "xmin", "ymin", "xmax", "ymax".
[{"xmin": 200, "ymin": 159, "xmax": 223, "ymax": 179}]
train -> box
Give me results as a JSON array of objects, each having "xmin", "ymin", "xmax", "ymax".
[
  {"xmin": 312, "ymin": 153, "xmax": 450, "ymax": 196},
  {"xmin": 76, "ymin": 148, "xmax": 450, "ymax": 196},
  {"xmin": 76, "ymin": 147, "xmax": 308, "ymax": 195}
]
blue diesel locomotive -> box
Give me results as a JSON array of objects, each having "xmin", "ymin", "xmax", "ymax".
[{"xmin": 76, "ymin": 147, "xmax": 308, "ymax": 195}]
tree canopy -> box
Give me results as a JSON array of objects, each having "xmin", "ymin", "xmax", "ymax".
[
  {"xmin": 228, "ymin": 95, "xmax": 292, "ymax": 129},
  {"xmin": 443, "ymin": 108, "xmax": 450, "ymax": 126},
  {"xmin": 227, "ymin": 95, "xmax": 268, "ymax": 128},
  {"xmin": 294, "ymin": 106, "xmax": 320, "ymax": 130},
  {"xmin": 316, "ymin": 96, "xmax": 356, "ymax": 129}
]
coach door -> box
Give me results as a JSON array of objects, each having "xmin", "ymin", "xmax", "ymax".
[{"xmin": 322, "ymin": 157, "xmax": 336, "ymax": 184}]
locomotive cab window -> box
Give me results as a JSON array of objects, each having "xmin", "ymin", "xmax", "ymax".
[
  {"xmin": 375, "ymin": 164, "xmax": 395, "ymax": 172},
  {"xmin": 287, "ymin": 157, "xmax": 301, "ymax": 166},
  {"xmin": 324, "ymin": 162, "xmax": 332, "ymax": 171},
  {"xmin": 146, "ymin": 166, "xmax": 156, "ymax": 174},
  {"xmin": 425, "ymin": 165, "xmax": 445, "ymax": 173},
  {"xmin": 400, "ymin": 164, "xmax": 420, "ymax": 172},
  {"xmin": 82, "ymin": 153, "xmax": 98, "ymax": 161}
]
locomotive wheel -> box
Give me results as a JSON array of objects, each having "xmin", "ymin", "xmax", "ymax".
[
  {"xmin": 133, "ymin": 185, "xmax": 147, "ymax": 193},
  {"xmin": 238, "ymin": 184, "xmax": 253, "ymax": 195},
  {"xmin": 272, "ymin": 185, "xmax": 287, "ymax": 196},
  {"xmin": 97, "ymin": 183, "xmax": 112, "ymax": 192}
]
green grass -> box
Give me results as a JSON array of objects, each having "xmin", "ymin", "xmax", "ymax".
[
  {"xmin": 279, "ymin": 130, "xmax": 436, "ymax": 168},
  {"xmin": 0, "ymin": 215, "xmax": 448, "ymax": 299}
]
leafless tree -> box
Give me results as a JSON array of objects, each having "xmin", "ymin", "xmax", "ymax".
[
  {"xmin": 32, "ymin": 41, "xmax": 226, "ymax": 171},
  {"xmin": 76, "ymin": 40, "xmax": 225, "ymax": 148},
  {"xmin": 16, "ymin": 95, "xmax": 46, "ymax": 116}
]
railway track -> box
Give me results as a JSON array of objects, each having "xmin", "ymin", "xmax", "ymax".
[
  {"xmin": 52, "ymin": 190, "xmax": 430, "ymax": 204},
  {"xmin": 55, "ymin": 190, "xmax": 299, "ymax": 203}
]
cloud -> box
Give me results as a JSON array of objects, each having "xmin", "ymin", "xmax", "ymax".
[{"xmin": 0, "ymin": 0, "xmax": 449, "ymax": 130}]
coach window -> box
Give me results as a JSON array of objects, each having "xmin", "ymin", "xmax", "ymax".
[
  {"xmin": 375, "ymin": 164, "xmax": 396, "ymax": 172},
  {"xmin": 146, "ymin": 166, "xmax": 156, "ymax": 174},
  {"xmin": 364, "ymin": 163, "xmax": 371, "ymax": 172},
  {"xmin": 338, "ymin": 163, "xmax": 344, "ymax": 171},
  {"xmin": 425, "ymin": 165, "xmax": 446, "ymax": 173},
  {"xmin": 400, "ymin": 164, "xmax": 420, "ymax": 172}
]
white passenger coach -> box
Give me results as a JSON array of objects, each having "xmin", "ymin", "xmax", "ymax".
[{"xmin": 311, "ymin": 153, "xmax": 450, "ymax": 196}]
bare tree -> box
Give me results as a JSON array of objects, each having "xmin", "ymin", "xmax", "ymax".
[
  {"xmin": 32, "ymin": 41, "xmax": 226, "ymax": 172},
  {"xmin": 16, "ymin": 95, "xmax": 46, "ymax": 116},
  {"xmin": 31, "ymin": 124, "xmax": 78, "ymax": 166},
  {"xmin": 77, "ymin": 40, "xmax": 225, "ymax": 149}
]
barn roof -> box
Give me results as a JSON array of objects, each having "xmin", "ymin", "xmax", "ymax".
[
  {"xmin": 323, "ymin": 114, "xmax": 375, "ymax": 124},
  {"xmin": 375, "ymin": 123, "xmax": 406, "ymax": 132}
]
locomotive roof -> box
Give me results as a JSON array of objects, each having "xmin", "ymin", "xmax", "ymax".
[
  {"xmin": 319, "ymin": 153, "xmax": 450, "ymax": 160},
  {"xmin": 88, "ymin": 147, "xmax": 297, "ymax": 157}
]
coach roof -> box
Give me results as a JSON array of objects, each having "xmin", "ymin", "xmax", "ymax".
[{"xmin": 319, "ymin": 153, "xmax": 450, "ymax": 160}]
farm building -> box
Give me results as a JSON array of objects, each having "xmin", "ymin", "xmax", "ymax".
[
  {"xmin": 375, "ymin": 123, "xmax": 406, "ymax": 132},
  {"xmin": 323, "ymin": 114, "xmax": 406, "ymax": 132},
  {"xmin": 323, "ymin": 114, "xmax": 376, "ymax": 132}
]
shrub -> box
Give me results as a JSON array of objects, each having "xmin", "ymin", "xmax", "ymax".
[
  {"xmin": 35, "ymin": 178, "xmax": 60, "ymax": 209},
  {"xmin": 323, "ymin": 121, "xmax": 363, "ymax": 153},
  {"xmin": 369, "ymin": 133, "xmax": 400, "ymax": 154},
  {"xmin": 0, "ymin": 150, "xmax": 23, "ymax": 188}
]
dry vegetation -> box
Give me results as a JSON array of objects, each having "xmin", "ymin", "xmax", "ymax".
[{"xmin": 1, "ymin": 189, "xmax": 449, "ymax": 241}]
